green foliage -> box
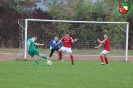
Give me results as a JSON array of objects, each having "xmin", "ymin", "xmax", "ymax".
[
  {"xmin": 0, "ymin": 0, "xmax": 133, "ymax": 49},
  {"xmin": 45, "ymin": 0, "xmax": 127, "ymax": 21},
  {"xmin": 44, "ymin": 0, "xmax": 130, "ymax": 49},
  {"xmin": 0, "ymin": 0, "xmax": 41, "ymax": 13}
]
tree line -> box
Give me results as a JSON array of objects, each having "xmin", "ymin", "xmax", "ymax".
[{"xmin": 0, "ymin": 0, "xmax": 133, "ymax": 49}]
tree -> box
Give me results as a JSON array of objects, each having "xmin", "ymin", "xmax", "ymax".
[
  {"xmin": 43, "ymin": 0, "xmax": 130, "ymax": 49},
  {"xmin": 0, "ymin": 0, "xmax": 42, "ymax": 13}
]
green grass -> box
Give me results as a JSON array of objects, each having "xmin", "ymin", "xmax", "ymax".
[
  {"xmin": 0, "ymin": 60, "xmax": 133, "ymax": 88},
  {"xmin": 0, "ymin": 48, "xmax": 133, "ymax": 55},
  {"xmin": 0, "ymin": 48, "xmax": 20, "ymax": 53}
]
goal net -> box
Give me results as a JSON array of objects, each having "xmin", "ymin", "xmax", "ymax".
[{"xmin": 18, "ymin": 19, "xmax": 129, "ymax": 61}]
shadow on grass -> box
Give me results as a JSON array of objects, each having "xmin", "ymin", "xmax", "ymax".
[{"xmin": 14, "ymin": 58, "xmax": 44, "ymax": 61}]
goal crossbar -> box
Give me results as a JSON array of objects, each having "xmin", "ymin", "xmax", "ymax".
[
  {"xmin": 21, "ymin": 19, "xmax": 129, "ymax": 62},
  {"xmin": 26, "ymin": 19, "xmax": 128, "ymax": 24}
]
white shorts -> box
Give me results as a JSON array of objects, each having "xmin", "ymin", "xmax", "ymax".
[
  {"xmin": 102, "ymin": 50, "xmax": 109, "ymax": 55},
  {"xmin": 60, "ymin": 46, "xmax": 72, "ymax": 53}
]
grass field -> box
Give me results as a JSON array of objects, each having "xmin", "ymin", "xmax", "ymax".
[
  {"xmin": 0, "ymin": 48, "xmax": 133, "ymax": 55},
  {"xmin": 0, "ymin": 60, "xmax": 133, "ymax": 88}
]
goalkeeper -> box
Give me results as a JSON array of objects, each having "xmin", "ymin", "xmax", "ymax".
[
  {"xmin": 49, "ymin": 37, "xmax": 63, "ymax": 60},
  {"xmin": 27, "ymin": 36, "xmax": 49, "ymax": 66}
]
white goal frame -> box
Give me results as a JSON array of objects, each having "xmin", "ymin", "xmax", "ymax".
[{"xmin": 20, "ymin": 19, "xmax": 129, "ymax": 62}]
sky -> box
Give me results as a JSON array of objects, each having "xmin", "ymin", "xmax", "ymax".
[
  {"xmin": 36, "ymin": 0, "xmax": 47, "ymax": 11},
  {"xmin": 36, "ymin": 0, "xmax": 98, "ymax": 11}
]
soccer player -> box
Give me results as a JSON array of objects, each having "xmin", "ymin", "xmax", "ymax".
[
  {"xmin": 94, "ymin": 34, "xmax": 110, "ymax": 65},
  {"xmin": 49, "ymin": 36, "xmax": 63, "ymax": 59},
  {"xmin": 56, "ymin": 32, "xmax": 78, "ymax": 65},
  {"xmin": 27, "ymin": 36, "xmax": 50, "ymax": 66}
]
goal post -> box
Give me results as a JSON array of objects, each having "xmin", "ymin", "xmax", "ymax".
[
  {"xmin": 126, "ymin": 22, "xmax": 129, "ymax": 62},
  {"xmin": 18, "ymin": 19, "xmax": 129, "ymax": 62}
]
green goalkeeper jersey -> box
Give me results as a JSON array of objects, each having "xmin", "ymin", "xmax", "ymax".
[{"xmin": 27, "ymin": 38, "xmax": 36, "ymax": 51}]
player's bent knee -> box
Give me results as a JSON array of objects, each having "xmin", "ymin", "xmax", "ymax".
[
  {"xmin": 58, "ymin": 49, "xmax": 62, "ymax": 52},
  {"xmin": 69, "ymin": 52, "xmax": 72, "ymax": 55},
  {"xmin": 99, "ymin": 53, "xmax": 103, "ymax": 56},
  {"xmin": 104, "ymin": 54, "xmax": 107, "ymax": 58},
  {"xmin": 38, "ymin": 53, "xmax": 42, "ymax": 57}
]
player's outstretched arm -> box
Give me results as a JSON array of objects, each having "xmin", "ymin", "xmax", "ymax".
[
  {"xmin": 56, "ymin": 40, "xmax": 61, "ymax": 45},
  {"xmin": 72, "ymin": 38, "xmax": 78, "ymax": 43},
  {"xmin": 97, "ymin": 39, "xmax": 104, "ymax": 44},
  {"xmin": 94, "ymin": 44, "xmax": 102, "ymax": 49},
  {"xmin": 35, "ymin": 43, "xmax": 44, "ymax": 46},
  {"xmin": 53, "ymin": 41, "xmax": 57, "ymax": 46}
]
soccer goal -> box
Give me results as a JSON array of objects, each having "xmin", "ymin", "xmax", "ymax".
[{"xmin": 18, "ymin": 19, "xmax": 129, "ymax": 61}]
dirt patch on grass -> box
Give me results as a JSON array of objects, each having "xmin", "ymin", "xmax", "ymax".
[{"xmin": 0, "ymin": 53, "xmax": 133, "ymax": 62}]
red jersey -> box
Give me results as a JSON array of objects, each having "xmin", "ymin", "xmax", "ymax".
[
  {"xmin": 103, "ymin": 38, "xmax": 110, "ymax": 51},
  {"xmin": 61, "ymin": 36, "xmax": 73, "ymax": 48}
]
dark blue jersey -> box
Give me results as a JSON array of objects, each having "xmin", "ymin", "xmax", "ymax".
[{"xmin": 49, "ymin": 39, "xmax": 63, "ymax": 49}]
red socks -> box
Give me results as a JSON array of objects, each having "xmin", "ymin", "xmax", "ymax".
[
  {"xmin": 100, "ymin": 55, "xmax": 108, "ymax": 64},
  {"xmin": 58, "ymin": 51, "xmax": 74, "ymax": 64},
  {"xmin": 105, "ymin": 58, "xmax": 108, "ymax": 64},
  {"xmin": 70, "ymin": 55, "xmax": 74, "ymax": 65},
  {"xmin": 58, "ymin": 51, "xmax": 62, "ymax": 59},
  {"xmin": 70, "ymin": 55, "xmax": 74, "ymax": 63},
  {"xmin": 100, "ymin": 55, "xmax": 104, "ymax": 62}
]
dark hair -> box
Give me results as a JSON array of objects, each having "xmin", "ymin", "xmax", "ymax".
[{"xmin": 66, "ymin": 32, "xmax": 69, "ymax": 34}]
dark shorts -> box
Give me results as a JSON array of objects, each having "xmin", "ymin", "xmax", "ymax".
[{"xmin": 28, "ymin": 49, "xmax": 40, "ymax": 57}]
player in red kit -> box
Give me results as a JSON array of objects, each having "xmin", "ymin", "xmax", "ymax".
[
  {"xmin": 94, "ymin": 34, "xmax": 110, "ymax": 65},
  {"xmin": 56, "ymin": 32, "xmax": 78, "ymax": 65}
]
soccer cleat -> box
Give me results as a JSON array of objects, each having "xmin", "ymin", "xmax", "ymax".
[
  {"xmin": 60, "ymin": 59, "xmax": 64, "ymax": 62},
  {"xmin": 46, "ymin": 58, "xmax": 50, "ymax": 61},
  {"xmin": 35, "ymin": 59, "xmax": 41, "ymax": 66},
  {"xmin": 72, "ymin": 62, "xmax": 74, "ymax": 65},
  {"xmin": 101, "ymin": 62, "xmax": 105, "ymax": 65}
]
